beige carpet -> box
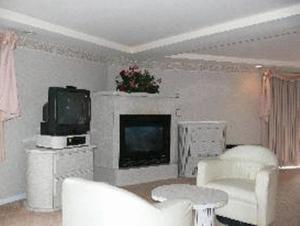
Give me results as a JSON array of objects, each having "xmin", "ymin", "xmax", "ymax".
[{"xmin": 0, "ymin": 169, "xmax": 299, "ymax": 226}]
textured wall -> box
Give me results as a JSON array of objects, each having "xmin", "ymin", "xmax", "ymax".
[
  {"xmin": 0, "ymin": 48, "xmax": 106, "ymax": 200},
  {"xmin": 107, "ymin": 64, "xmax": 261, "ymax": 145},
  {"xmin": 0, "ymin": 52, "xmax": 261, "ymax": 201}
]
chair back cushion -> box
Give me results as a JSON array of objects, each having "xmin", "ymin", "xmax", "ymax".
[
  {"xmin": 220, "ymin": 145, "xmax": 278, "ymax": 167},
  {"xmin": 219, "ymin": 161, "xmax": 265, "ymax": 180},
  {"xmin": 217, "ymin": 145, "xmax": 278, "ymax": 180}
]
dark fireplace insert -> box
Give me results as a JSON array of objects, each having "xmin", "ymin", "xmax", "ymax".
[{"xmin": 119, "ymin": 114, "xmax": 171, "ymax": 168}]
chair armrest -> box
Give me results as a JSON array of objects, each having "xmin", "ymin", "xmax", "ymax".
[
  {"xmin": 255, "ymin": 166, "xmax": 278, "ymax": 226},
  {"xmin": 196, "ymin": 159, "xmax": 224, "ymax": 186},
  {"xmin": 63, "ymin": 178, "xmax": 159, "ymax": 226},
  {"xmin": 155, "ymin": 199, "xmax": 193, "ymax": 226}
]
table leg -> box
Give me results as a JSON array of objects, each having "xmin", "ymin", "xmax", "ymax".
[{"xmin": 194, "ymin": 207, "xmax": 215, "ymax": 226}]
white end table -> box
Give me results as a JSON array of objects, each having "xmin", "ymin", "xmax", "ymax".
[{"xmin": 152, "ymin": 184, "xmax": 228, "ymax": 226}]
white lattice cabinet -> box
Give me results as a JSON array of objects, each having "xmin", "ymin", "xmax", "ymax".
[
  {"xmin": 178, "ymin": 121, "xmax": 226, "ymax": 177},
  {"xmin": 25, "ymin": 145, "xmax": 95, "ymax": 212}
]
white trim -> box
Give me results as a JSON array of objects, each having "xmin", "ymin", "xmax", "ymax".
[
  {"xmin": 93, "ymin": 91, "xmax": 179, "ymax": 98},
  {"xmin": 0, "ymin": 8, "xmax": 131, "ymax": 53},
  {"xmin": 279, "ymin": 166, "xmax": 300, "ymax": 170},
  {"xmin": 131, "ymin": 3, "xmax": 300, "ymax": 53},
  {"xmin": 0, "ymin": 193, "xmax": 26, "ymax": 206},
  {"xmin": 167, "ymin": 53, "xmax": 300, "ymax": 68}
]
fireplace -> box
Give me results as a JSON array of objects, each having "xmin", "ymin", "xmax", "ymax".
[
  {"xmin": 119, "ymin": 114, "xmax": 171, "ymax": 168},
  {"xmin": 92, "ymin": 92, "xmax": 178, "ymax": 185}
]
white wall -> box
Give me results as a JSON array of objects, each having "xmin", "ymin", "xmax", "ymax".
[
  {"xmin": 0, "ymin": 53, "xmax": 262, "ymax": 202},
  {"xmin": 107, "ymin": 64, "xmax": 261, "ymax": 144},
  {"xmin": 0, "ymin": 48, "xmax": 106, "ymax": 201}
]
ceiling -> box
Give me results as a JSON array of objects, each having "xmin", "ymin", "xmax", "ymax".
[{"xmin": 0, "ymin": 0, "xmax": 300, "ymax": 68}]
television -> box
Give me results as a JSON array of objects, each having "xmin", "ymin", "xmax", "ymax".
[{"xmin": 41, "ymin": 86, "xmax": 91, "ymax": 136}]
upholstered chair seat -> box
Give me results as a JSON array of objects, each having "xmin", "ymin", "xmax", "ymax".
[
  {"xmin": 62, "ymin": 178, "xmax": 193, "ymax": 226},
  {"xmin": 197, "ymin": 145, "xmax": 278, "ymax": 226}
]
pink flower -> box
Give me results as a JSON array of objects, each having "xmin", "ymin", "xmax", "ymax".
[
  {"xmin": 129, "ymin": 65, "xmax": 139, "ymax": 71},
  {"xmin": 129, "ymin": 81, "xmax": 136, "ymax": 88},
  {"xmin": 116, "ymin": 65, "xmax": 161, "ymax": 93},
  {"xmin": 119, "ymin": 85, "xmax": 126, "ymax": 91},
  {"xmin": 120, "ymin": 70, "xmax": 126, "ymax": 78}
]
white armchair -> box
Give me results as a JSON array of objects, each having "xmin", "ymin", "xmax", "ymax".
[
  {"xmin": 62, "ymin": 178, "xmax": 193, "ymax": 226},
  {"xmin": 197, "ymin": 145, "xmax": 278, "ymax": 226}
]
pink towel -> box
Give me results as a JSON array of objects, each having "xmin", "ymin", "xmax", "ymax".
[{"xmin": 0, "ymin": 31, "xmax": 19, "ymax": 161}]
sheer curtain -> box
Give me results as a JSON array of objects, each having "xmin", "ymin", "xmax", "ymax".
[
  {"xmin": 261, "ymin": 71, "xmax": 300, "ymax": 166},
  {"xmin": 0, "ymin": 31, "xmax": 19, "ymax": 162}
]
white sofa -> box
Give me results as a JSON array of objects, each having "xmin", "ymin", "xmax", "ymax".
[
  {"xmin": 197, "ymin": 145, "xmax": 278, "ymax": 226},
  {"xmin": 62, "ymin": 178, "xmax": 193, "ymax": 226}
]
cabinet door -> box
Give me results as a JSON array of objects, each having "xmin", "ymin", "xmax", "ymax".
[
  {"xmin": 53, "ymin": 169, "xmax": 93, "ymax": 209},
  {"xmin": 178, "ymin": 122, "xmax": 226, "ymax": 177},
  {"xmin": 26, "ymin": 152, "xmax": 54, "ymax": 210},
  {"xmin": 55, "ymin": 147, "xmax": 93, "ymax": 177}
]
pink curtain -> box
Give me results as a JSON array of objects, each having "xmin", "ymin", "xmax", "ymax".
[
  {"xmin": 260, "ymin": 71, "xmax": 300, "ymax": 166},
  {"xmin": 260, "ymin": 70, "xmax": 272, "ymax": 147},
  {"xmin": 0, "ymin": 31, "xmax": 19, "ymax": 162}
]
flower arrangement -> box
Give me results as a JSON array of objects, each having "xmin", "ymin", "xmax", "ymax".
[{"xmin": 115, "ymin": 65, "xmax": 161, "ymax": 93}]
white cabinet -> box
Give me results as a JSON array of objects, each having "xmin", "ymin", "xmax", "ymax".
[
  {"xmin": 25, "ymin": 146, "xmax": 94, "ymax": 211},
  {"xmin": 178, "ymin": 121, "xmax": 226, "ymax": 177}
]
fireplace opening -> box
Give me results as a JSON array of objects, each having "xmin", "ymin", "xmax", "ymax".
[{"xmin": 119, "ymin": 114, "xmax": 171, "ymax": 168}]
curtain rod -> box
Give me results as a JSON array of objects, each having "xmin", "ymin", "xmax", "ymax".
[
  {"xmin": 263, "ymin": 70, "xmax": 300, "ymax": 81},
  {"xmin": 272, "ymin": 73, "xmax": 300, "ymax": 81}
]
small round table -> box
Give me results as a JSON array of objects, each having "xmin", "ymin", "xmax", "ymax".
[{"xmin": 151, "ymin": 184, "xmax": 228, "ymax": 226}]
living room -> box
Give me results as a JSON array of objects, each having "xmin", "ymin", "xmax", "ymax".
[{"xmin": 0, "ymin": 1, "xmax": 300, "ymax": 226}]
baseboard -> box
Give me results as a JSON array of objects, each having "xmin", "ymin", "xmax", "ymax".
[{"xmin": 0, "ymin": 193, "xmax": 26, "ymax": 206}]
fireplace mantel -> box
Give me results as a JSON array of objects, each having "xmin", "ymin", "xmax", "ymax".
[
  {"xmin": 91, "ymin": 91, "xmax": 179, "ymax": 186},
  {"xmin": 94, "ymin": 91, "xmax": 179, "ymax": 99}
]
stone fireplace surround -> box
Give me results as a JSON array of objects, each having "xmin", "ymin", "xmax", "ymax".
[{"xmin": 91, "ymin": 91, "xmax": 179, "ymax": 186}]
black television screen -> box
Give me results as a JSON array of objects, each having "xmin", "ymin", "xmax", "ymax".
[
  {"xmin": 41, "ymin": 86, "xmax": 91, "ymax": 136},
  {"xmin": 56, "ymin": 90, "xmax": 90, "ymax": 125}
]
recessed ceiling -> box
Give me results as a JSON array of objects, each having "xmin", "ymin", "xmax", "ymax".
[
  {"xmin": 167, "ymin": 15, "xmax": 300, "ymax": 68},
  {"xmin": 0, "ymin": 0, "xmax": 298, "ymax": 46},
  {"xmin": 192, "ymin": 29, "xmax": 300, "ymax": 62},
  {"xmin": 0, "ymin": 0, "xmax": 300, "ymax": 68}
]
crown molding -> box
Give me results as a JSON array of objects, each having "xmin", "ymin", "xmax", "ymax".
[
  {"xmin": 0, "ymin": 7, "xmax": 131, "ymax": 53},
  {"xmin": 17, "ymin": 36, "xmax": 135, "ymax": 65},
  {"xmin": 137, "ymin": 58, "xmax": 259, "ymax": 73},
  {"xmin": 188, "ymin": 30, "xmax": 298, "ymax": 54},
  {"xmin": 17, "ymin": 34, "xmax": 294, "ymax": 73},
  {"xmin": 168, "ymin": 53, "xmax": 300, "ymax": 69},
  {"xmin": 131, "ymin": 3, "xmax": 300, "ymax": 53},
  {"xmin": 1, "ymin": 3, "xmax": 300, "ymax": 54},
  {"xmin": 16, "ymin": 35, "xmax": 298, "ymax": 73}
]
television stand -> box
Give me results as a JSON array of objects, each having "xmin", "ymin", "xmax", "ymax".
[
  {"xmin": 36, "ymin": 134, "xmax": 90, "ymax": 149},
  {"xmin": 25, "ymin": 145, "xmax": 95, "ymax": 211}
]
